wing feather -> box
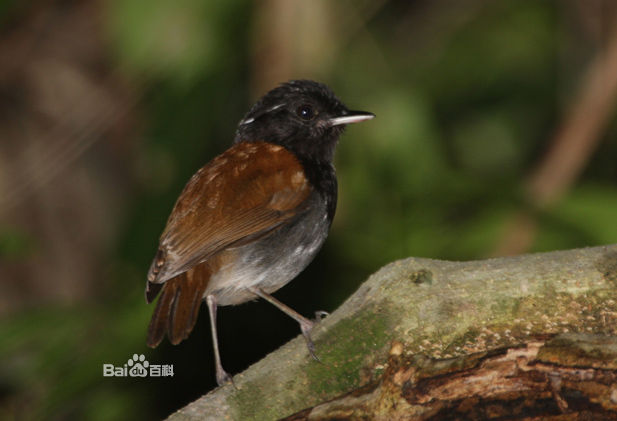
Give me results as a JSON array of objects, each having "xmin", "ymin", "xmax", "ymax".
[{"xmin": 147, "ymin": 142, "xmax": 311, "ymax": 285}]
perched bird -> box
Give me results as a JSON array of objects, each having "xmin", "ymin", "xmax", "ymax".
[{"xmin": 145, "ymin": 80, "xmax": 374, "ymax": 385}]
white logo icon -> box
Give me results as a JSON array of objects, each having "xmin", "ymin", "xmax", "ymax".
[
  {"xmin": 103, "ymin": 354, "xmax": 174, "ymax": 377},
  {"xmin": 128, "ymin": 354, "xmax": 149, "ymax": 377}
]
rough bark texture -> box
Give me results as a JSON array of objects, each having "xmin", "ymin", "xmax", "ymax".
[{"xmin": 166, "ymin": 245, "xmax": 617, "ymax": 420}]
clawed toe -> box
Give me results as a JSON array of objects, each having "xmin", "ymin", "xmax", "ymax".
[
  {"xmin": 299, "ymin": 315, "xmax": 326, "ymax": 362},
  {"xmin": 302, "ymin": 334, "xmax": 320, "ymax": 362}
]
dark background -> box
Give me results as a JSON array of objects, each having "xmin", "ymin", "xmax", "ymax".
[{"xmin": 1, "ymin": 1, "xmax": 617, "ymax": 419}]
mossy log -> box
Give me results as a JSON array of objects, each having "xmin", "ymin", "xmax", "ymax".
[{"xmin": 167, "ymin": 245, "xmax": 617, "ymax": 420}]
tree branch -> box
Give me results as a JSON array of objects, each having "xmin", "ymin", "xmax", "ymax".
[{"xmin": 167, "ymin": 245, "xmax": 617, "ymax": 420}]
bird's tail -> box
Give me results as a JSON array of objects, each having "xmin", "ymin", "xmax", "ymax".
[{"xmin": 146, "ymin": 265, "xmax": 209, "ymax": 347}]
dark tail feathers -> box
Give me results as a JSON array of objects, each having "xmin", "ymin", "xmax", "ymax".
[{"xmin": 146, "ymin": 266, "xmax": 209, "ymax": 347}]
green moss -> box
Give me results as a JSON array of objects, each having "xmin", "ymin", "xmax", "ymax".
[
  {"xmin": 510, "ymin": 296, "xmax": 522, "ymax": 315},
  {"xmin": 489, "ymin": 296, "xmax": 520, "ymax": 318},
  {"xmin": 233, "ymin": 371, "xmax": 337, "ymax": 420},
  {"xmin": 305, "ymin": 305, "xmax": 391, "ymax": 397},
  {"xmin": 540, "ymin": 279, "xmax": 559, "ymax": 299},
  {"xmin": 231, "ymin": 378, "xmax": 269, "ymax": 420},
  {"xmin": 228, "ymin": 306, "xmax": 392, "ymax": 420}
]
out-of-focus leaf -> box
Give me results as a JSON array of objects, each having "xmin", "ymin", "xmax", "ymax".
[
  {"xmin": 106, "ymin": 0, "xmax": 237, "ymax": 85},
  {"xmin": 452, "ymin": 112, "xmax": 522, "ymax": 176},
  {"xmin": 536, "ymin": 185, "xmax": 617, "ymax": 250},
  {"xmin": 0, "ymin": 227, "xmax": 35, "ymax": 259}
]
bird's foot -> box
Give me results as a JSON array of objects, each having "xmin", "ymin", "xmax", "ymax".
[
  {"xmin": 299, "ymin": 310, "xmax": 329, "ymax": 362},
  {"xmin": 215, "ymin": 366, "xmax": 235, "ymax": 388}
]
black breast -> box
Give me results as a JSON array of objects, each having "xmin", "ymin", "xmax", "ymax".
[{"xmin": 299, "ymin": 158, "xmax": 338, "ymax": 224}]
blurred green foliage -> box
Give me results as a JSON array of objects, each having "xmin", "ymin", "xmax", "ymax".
[
  {"xmin": 106, "ymin": 0, "xmax": 248, "ymax": 85},
  {"xmin": 0, "ymin": 227, "xmax": 35, "ymax": 260},
  {"xmin": 1, "ymin": 1, "xmax": 616, "ymax": 420}
]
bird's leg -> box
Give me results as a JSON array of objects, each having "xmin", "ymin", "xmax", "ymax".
[
  {"xmin": 248, "ymin": 287, "xmax": 327, "ymax": 361},
  {"xmin": 206, "ymin": 295, "xmax": 233, "ymax": 386}
]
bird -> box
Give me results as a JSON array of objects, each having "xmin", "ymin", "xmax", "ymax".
[{"xmin": 144, "ymin": 80, "xmax": 374, "ymax": 386}]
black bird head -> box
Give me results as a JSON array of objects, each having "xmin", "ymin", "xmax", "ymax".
[{"xmin": 234, "ymin": 80, "xmax": 374, "ymax": 162}]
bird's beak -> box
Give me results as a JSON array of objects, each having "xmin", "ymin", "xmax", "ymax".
[{"xmin": 329, "ymin": 110, "xmax": 375, "ymax": 126}]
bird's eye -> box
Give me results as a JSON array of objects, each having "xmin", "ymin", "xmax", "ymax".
[{"xmin": 296, "ymin": 104, "xmax": 316, "ymax": 121}]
